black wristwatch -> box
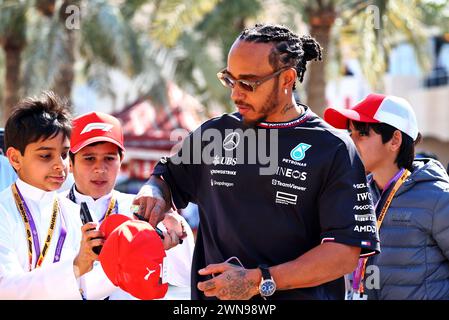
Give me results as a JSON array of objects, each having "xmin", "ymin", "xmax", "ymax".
[{"xmin": 258, "ymin": 264, "xmax": 276, "ymax": 298}]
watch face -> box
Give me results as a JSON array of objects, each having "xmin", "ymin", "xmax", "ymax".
[{"xmin": 260, "ymin": 279, "xmax": 276, "ymax": 296}]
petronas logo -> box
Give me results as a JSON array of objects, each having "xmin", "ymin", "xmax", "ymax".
[{"xmin": 290, "ymin": 143, "xmax": 311, "ymax": 161}]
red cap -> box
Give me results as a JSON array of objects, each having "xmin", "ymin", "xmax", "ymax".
[
  {"xmin": 70, "ymin": 112, "xmax": 125, "ymax": 153},
  {"xmin": 99, "ymin": 214, "xmax": 132, "ymax": 238},
  {"xmin": 99, "ymin": 214, "xmax": 168, "ymax": 300},
  {"xmin": 324, "ymin": 93, "xmax": 419, "ymax": 140}
]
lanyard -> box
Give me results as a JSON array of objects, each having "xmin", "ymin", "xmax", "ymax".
[
  {"xmin": 11, "ymin": 183, "xmax": 67, "ymax": 271},
  {"xmin": 352, "ymin": 168, "xmax": 411, "ymax": 294},
  {"xmin": 68, "ymin": 184, "xmax": 118, "ymax": 222}
]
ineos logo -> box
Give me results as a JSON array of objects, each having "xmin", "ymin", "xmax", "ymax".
[{"xmin": 223, "ymin": 132, "xmax": 240, "ymax": 151}]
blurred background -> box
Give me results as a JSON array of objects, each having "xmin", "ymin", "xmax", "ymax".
[{"xmin": 1, "ymin": 0, "xmax": 449, "ymax": 190}]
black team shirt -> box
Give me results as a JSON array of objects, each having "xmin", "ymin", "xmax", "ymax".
[{"xmin": 153, "ymin": 106, "xmax": 380, "ymax": 300}]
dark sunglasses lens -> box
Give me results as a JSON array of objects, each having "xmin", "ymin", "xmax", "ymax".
[
  {"xmin": 218, "ymin": 74, "xmax": 235, "ymax": 88},
  {"xmin": 238, "ymin": 81, "xmax": 254, "ymax": 92},
  {"xmin": 218, "ymin": 72, "xmax": 255, "ymax": 92}
]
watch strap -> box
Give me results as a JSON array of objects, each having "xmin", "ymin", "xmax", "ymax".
[{"xmin": 258, "ymin": 264, "xmax": 271, "ymax": 280}]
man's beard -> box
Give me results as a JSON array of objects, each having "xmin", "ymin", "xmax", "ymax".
[{"xmin": 242, "ymin": 85, "xmax": 279, "ymax": 128}]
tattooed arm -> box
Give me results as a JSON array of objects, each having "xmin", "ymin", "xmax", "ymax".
[
  {"xmin": 197, "ymin": 242, "xmax": 360, "ymax": 300},
  {"xmin": 197, "ymin": 263, "xmax": 261, "ymax": 300}
]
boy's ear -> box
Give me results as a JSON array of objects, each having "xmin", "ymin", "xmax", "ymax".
[
  {"xmin": 69, "ymin": 158, "xmax": 74, "ymax": 173},
  {"xmin": 6, "ymin": 147, "xmax": 22, "ymax": 171},
  {"xmin": 389, "ymin": 130, "xmax": 403, "ymax": 152}
]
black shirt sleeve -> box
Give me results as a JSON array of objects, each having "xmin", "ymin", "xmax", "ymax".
[
  {"xmin": 152, "ymin": 130, "xmax": 199, "ymax": 210},
  {"xmin": 319, "ymin": 141, "xmax": 380, "ymax": 256}
]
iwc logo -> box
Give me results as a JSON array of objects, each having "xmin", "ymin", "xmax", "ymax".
[
  {"xmin": 223, "ymin": 132, "xmax": 240, "ymax": 151},
  {"xmin": 290, "ymin": 143, "xmax": 311, "ymax": 161}
]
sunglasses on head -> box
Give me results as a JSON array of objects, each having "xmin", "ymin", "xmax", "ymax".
[{"xmin": 216, "ymin": 66, "xmax": 291, "ymax": 92}]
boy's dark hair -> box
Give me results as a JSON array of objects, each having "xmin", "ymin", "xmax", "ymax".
[
  {"xmin": 4, "ymin": 91, "xmax": 72, "ymax": 154},
  {"xmin": 69, "ymin": 141, "xmax": 123, "ymax": 164},
  {"xmin": 239, "ymin": 23, "xmax": 322, "ymax": 89},
  {"xmin": 352, "ymin": 121, "xmax": 422, "ymax": 171}
]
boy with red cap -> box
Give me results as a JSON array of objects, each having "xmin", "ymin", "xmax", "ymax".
[
  {"xmin": 62, "ymin": 111, "xmax": 194, "ymax": 299},
  {"xmin": 324, "ymin": 93, "xmax": 449, "ymax": 300},
  {"xmin": 0, "ymin": 92, "xmax": 110, "ymax": 299}
]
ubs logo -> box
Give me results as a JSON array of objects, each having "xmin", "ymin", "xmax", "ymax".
[
  {"xmin": 223, "ymin": 132, "xmax": 240, "ymax": 151},
  {"xmin": 212, "ymin": 155, "xmax": 237, "ymax": 166}
]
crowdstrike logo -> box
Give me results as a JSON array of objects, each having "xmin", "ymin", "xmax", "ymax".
[
  {"xmin": 223, "ymin": 132, "xmax": 240, "ymax": 151},
  {"xmin": 290, "ymin": 143, "xmax": 311, "ymax": 161},
  {"xmin": 80, "ymin": 122, "xmax": 113, "ymax": 134}
]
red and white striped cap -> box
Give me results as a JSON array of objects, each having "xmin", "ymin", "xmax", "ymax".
[{"xmin": 324, "ymin": 93, "xmax": 419, "ymax": 140}]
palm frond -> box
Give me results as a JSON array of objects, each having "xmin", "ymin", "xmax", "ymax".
[
  {"xmin": 173, "ymin": 32, "xmax": 229, "ymax": 110},
  {"xmin": 22, "ymin": 10, "xmax": 63, "ymax": 95},
  {"xmin": 119, "ymin": 0, "xmax": 148, "ymax": 20},
  {"xmin": 80, "ymin": 1, "xmax": 143, "ymax": 75},
  {"xmin": 334, "ymin": 0, "xmax": 431, "ymax": 90},
  {"xmin": 386, "ymin": 0, "xmax": 430, "ymax": 72},
  {"xmin": 132, "ymin": 41, "xmax": 181, "ymax": 105},
  {"xmin": 0, "ymin": 0, "xmax": 29, "ymax": 45},
  {"xmin": 150, "ymin": 0, "xmax": 219, "ymax": 47}
]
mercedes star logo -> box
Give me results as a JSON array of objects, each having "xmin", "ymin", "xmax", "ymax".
[{"xmin": 223, "ymin": 132, "xmax": 240, "ymax": 151}]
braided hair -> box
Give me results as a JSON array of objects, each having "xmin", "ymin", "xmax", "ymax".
[{"xmin": 238, "ymin": 24, "xmax": 322, "ymax": 89}]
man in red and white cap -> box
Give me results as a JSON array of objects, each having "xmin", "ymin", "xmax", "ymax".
[
  {"xmin": 61, "ymin": 111, "xmax": 195, "ymax": 299},
  {"xmin": 324, "ymin": 93, "xmax": 449, "ymax": 300}
]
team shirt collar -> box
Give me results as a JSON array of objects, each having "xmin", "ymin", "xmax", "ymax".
[{"xmin": 257, "ymin": 105, "xmax": 310, "ymax": 129}]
